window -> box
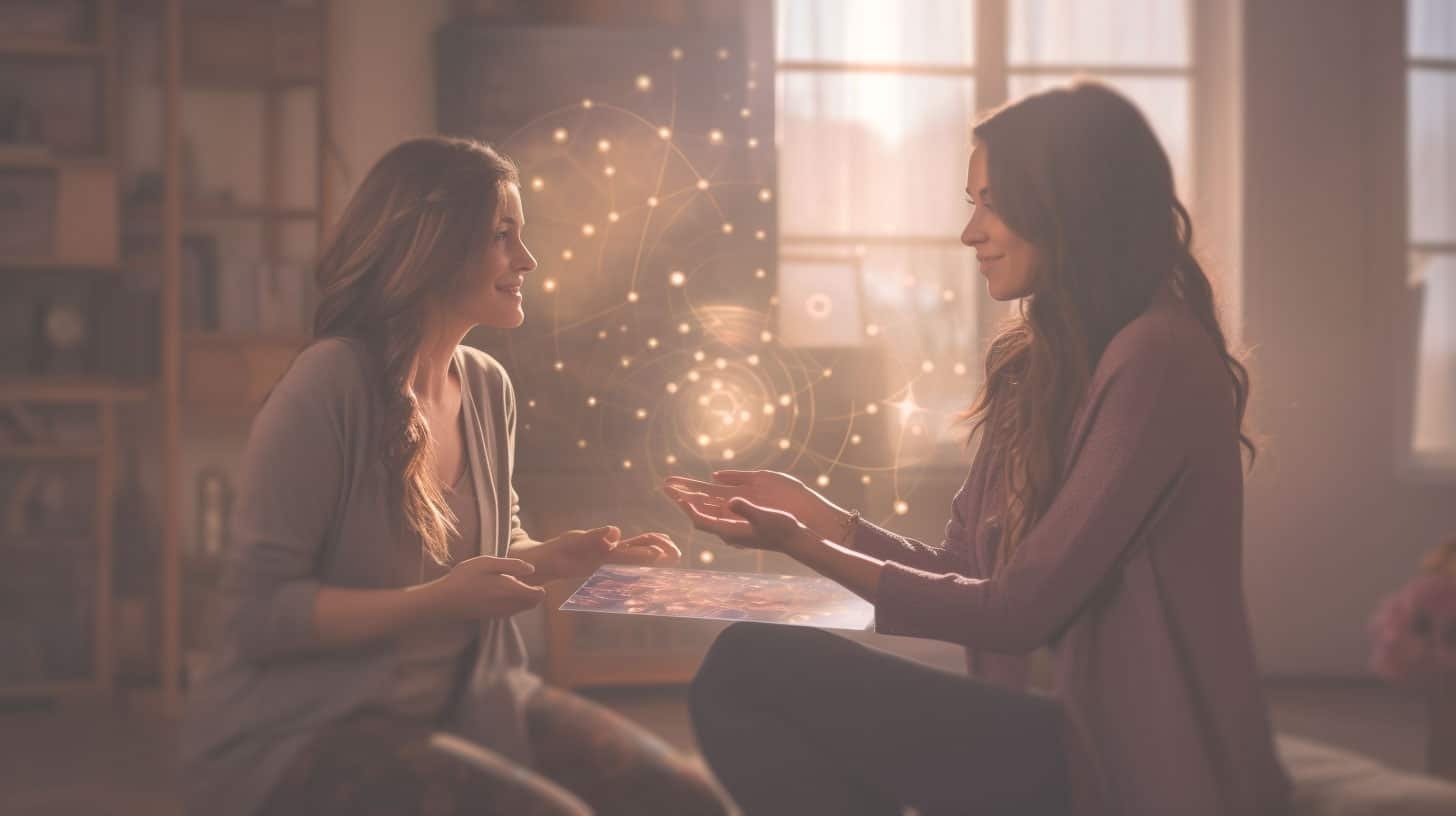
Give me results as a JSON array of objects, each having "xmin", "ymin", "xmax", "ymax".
[
  {"xmin": 772, "ymin": 0, "xmax": 1201, "ymax": 456},
  {"xmin": 1408, "ymin": 0, "xmax": 1456, "ymax": 465}
]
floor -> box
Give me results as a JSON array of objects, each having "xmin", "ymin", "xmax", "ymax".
[{"xmin": 0, "ymin": 679, "xmax": 1432, "ymax": 815}]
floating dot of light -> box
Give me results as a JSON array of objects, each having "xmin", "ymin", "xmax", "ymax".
[
  {"xmin": 747, "ymin": 137, "xmax": 759, "ymax": 148},
  {"xmin": 778, "ymin": 438, "xmax": 791, "ymax": 450},
  {"xmin": 746, "ymin": 353, "xmax": 760, "ymax": 365},
  {"xmin": 635, "ymin": 74, "xmax": 652, "ymax": 91},
  {"xmin": 620, "ymin": 356, "xmax": 632, "ymax": 368},
  {"xmin": 618, "ymin": 323, "xmax": 628, "ymax": 333},
  {"xmin": 708, "ymin": 129, "xmax": 725, "ymax": 144},
  {"xmin": 747, "ymin": 79, "xmax": 758, "ymax": 90},
  {"xmin": 714, "ymin": 357, "xmax": 727, "ymax": 369},
  {"xmin": 552, "ymin": 128, "xmax": 568, "ymax": 143},
  {"xmin": 527, "ymin": 399, "xmax": 536, "ymax": 408},
  {"xmin": 647, "ymin": 337, "xmax": 659, "ymax": 349},
  {"xmin": 769, "ymin": 294, "xmax": 780, "ymax": 306},
  {"xmin": 738, "ymin": 409, "xmax": 752, "ymax": 422},
  {"xmin": 597, "ymin": 330, "xmax": 608, "ymax": 339},
  {"xmin": 595, "ymin": 138, "xmax": 611, "ymax": 153},
  {"xmin": 762, "ymin": 402, "xmax": 775, "ymax": 415},
  {"xmin": 687, "ymin": 370, "xmax": 702, "ymax": 382},
  {"xmin": 778, "ymin": 394, "xmax": 792, "ymax": 407},
  {"xmin": 647, "ymin": 196, "xmax": 660, "ymax": 207},
  {"xmin": 721, "ymin": 222, "xmax": 734, "ymax": 234},
  {"xmin": 722, "ymin": 448, "xmax": 736, "ymax": 460},
  {"xmin": 698, "ymin": 395, "xmax": 711, "ymax": 407},
  {"xmin": 894, "ymin": 500, "xmax": 910, "ymax": 515},
  {"xmin": 921, "ymin": 360, "xmax": 935, "ymax": 373},
  {"xmin": 604, "ymin": 165, "xmax": 616, "ymax": 177},
  {"xmin": 699, "ymin": 550, "xmax": 715, "ymax": 564},
  {"xmin": 865, "ymin": 323, "xmax": 880, "ymax": 336},
  {"xmin": 554, "ymin": 360, "xmax": 565, "ymax": 371},
  {"xmin": 696, "ymin": 178, "xmax": 710, "ymax": 190},
  {"xmin": 755, "ymin": 229, "xmax": 767, "ymax": 240},
  {"xmin": 754, "ymin": 268, "xmax": 766, "ymax": 279},
  {"xmin": 657, "ymin": 126, "xmax": 672, "ymax": 140},
  {"xmin": 862, "ymin": 474, "xmax": 873, "ymax": 485},
  {"xmin": 607, "ymin": 211, "xmax": 620, "ymax": 222},
  {"xmin": 586, "ymin": 396, "xmax": 598, "ymax": 407},
  {"xmin": 530, "ymin": 176, "xmax": 545, "ymax": 191},
  {"xmin": 758, "ymin": 188, "xmax": 773, "ymax": 202},
  {"xmin": 760, "ymin": 330, "xmax": 774, "ymax": 342},
  {"xmin": 542, "ymin": 278, "xmax": 558, "ymax": 292},
  {"xmin": 582, "ymin": 98, "xmax": 594, "ymax": 108},
  {"xmin": 954, "ymin": 362, "xmax": 968, "ymax": 375},
  {"xmin": 866, "ymin": 403, "xmax": 880, "ymax": 415},
  {"xmin": 678, "ymin": 322, "xmax": 692, "ymax": 334},
  {"xmin": 666, "ymin": 453, "xmax": 678, "ymax": 464},
  {"xmin": 816, "ymin": 475, "xmax": 831, "ymax": 488},
  {"xmin": 697, "ymin": 433, "xmax": 711, "ymax": 447},
  {"xmin": 577, "ymin": 438, "xmax": 587, "ymax": 448},
  {"xmin": 627, "ymin": 290, "xmax": 639, "ymax": 303},
  {"xmin": 636, "ymin": 408, "xmax": 648, "ymax": 420},
  {"xmin": 623, "ymin": 460, "xmax": 633, "ymax": 470},
  {"xmin": 693, "ymin": 350, "xmax": 707, "ymax": 362},
  {"xmin": 665, "ymin": 382, "xmax": 679, "ymax": 394},
  {"xmin": 711, "ymin": 379, "xmax": 724, "ymax": 391},
  {"xmin": 822, "ymin": 367, "xmax": 833, "ymax": 377},
  {"xmin": 669, "ymin": 270, "xmax": 686, "ymax": 287},
  {"xmin": 943, "ymin": 289, "xmax": 957, "ymax": 302},
  {"xmin": 740, "ymin": 107, "xmax": 751, "ymax": 118},
  {"xmin": 561, "ymin": 248, "xmax": 574, "ymax": 261},
  {"xmin": 671, "ymin": 46, "xmax": 684, "ymax": 61},
  {"xmin": 717, "ymin": 47, "xmax": 730, "ymax": 60},
  {"xmin": 581, "ymin": 223, "xmax": 596, "ymax": 237},
  {"xmin": 850, "ymin": 434, "xmax": 862, "ymax": 445}
]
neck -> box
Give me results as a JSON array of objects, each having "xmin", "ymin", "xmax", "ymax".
[{"xmin": 412, "ymin": 322, "xmax": 469, "ymax": 405}]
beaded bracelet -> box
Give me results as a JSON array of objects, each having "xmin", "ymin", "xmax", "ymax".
[{"xmin": 839, "ymin": 509, "xmax": 862, "ymax": 545}]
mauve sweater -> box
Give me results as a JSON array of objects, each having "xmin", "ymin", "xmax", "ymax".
[{"xmin": 854, "ymin": 288, "xmax": 1292, "ymax": 815}]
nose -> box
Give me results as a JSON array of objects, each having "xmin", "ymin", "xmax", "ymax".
[
  {"xmin": 518, "ymin": 244, "xmax": 538, "ymax": 275},
  {"xmin": 961, "ymin": 217, "xmax": 986, "ymax": 248}
]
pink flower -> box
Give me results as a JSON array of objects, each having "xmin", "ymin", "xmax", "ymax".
[{"xmin": 1369, "ymin": 574, "xmax": 1456, "ymax": 690}]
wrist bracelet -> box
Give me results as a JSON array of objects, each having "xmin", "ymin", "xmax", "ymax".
[{"xmin": 839, "ymin": 509, "xmax": 862, "ymax": 545}]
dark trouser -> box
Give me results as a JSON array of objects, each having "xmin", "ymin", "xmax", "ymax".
[
  {"xmin": 260, "ymin": 684, "xmax": 732, "ymax": 816},
  {"xmin": 690, "ymin": 622, "xmax": 1070, "ymax": 816}
]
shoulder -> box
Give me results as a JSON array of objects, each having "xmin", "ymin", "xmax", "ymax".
[
  {"xmin": 1092, "ymin": 293, "xmax": 1230, "ymax": 411},
  {"xmin": 269, "ymin": 336, "xmax": 370, "ymax": 408},
  {"xmin": 456, "ymin": 344, "xmax": 515, "ymax": 406}
]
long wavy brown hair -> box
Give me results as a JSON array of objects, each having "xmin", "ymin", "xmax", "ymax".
[
  {"xmin": 964, "ymin": 82, "xmax": 1254, "ymax": 571},
  {"xmin": 313, "ymin": 137, "xmax": 519, "ymax": 564}
]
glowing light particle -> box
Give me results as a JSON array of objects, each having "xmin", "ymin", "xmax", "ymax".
[
  {"xmin": 762, "ymin": 402, "xmax": 775, "ymax": 415},
  {"xmin": 717, "ymin": 48, "xmax": 730, "ymax": 60},
  {"xmin": 635, "ymin": 74, "xmax": 652, "ymax": 91},
  {"xmin": 604, "ymin": 165, "xmax": 616, "ymax": 177},
  {"xmin": 623, "ymin": 460, "xmax": 633, "ymax": 470},
  {"xmin": 851, "ymin": 434, "xmax": 862, "ymax": 445},
  {"xmin": 647, "ymin": 196, "xmax": 660, "ymax": 207},
  {"xmin": 754, "ymin": 268, "xmax": 766, "ymax": 279},
  {"xmin": 778, "ymin": 394, "xmax": 792, "ymax": 407},
  {"xmin": 687, "ymin": 371, "xmax": 701, "ymax": 382},
  {"xmin": 740, "ymin": 107, "xmax": 751, "ymax": 118},
  {"xmin": 552, "ymin": 128, "xmax": 568, "ymax": 143},
  {"xmin": 778, "ymin": 438, "xmax": 791, "ymax": 450},
  {"xmin": 758, "ymin": 188, "xmax": 773, "ymax": 202},
  {"xmin": 669, "ymin": 271, "xmax": 686, "ymax": 287},
  {"xmin": 865, "ymin": 323, "xmax": 880, "ymax": 337},
  {"xmin": 921, "ymin": 360, "xmax": 935, "ymax": 373},
  {"xmin": 866, "ymin": 403, "xmax": 880, "ymax": 415},
  {"xmin": 581, "ymin": 98, "xmax": 594, "ymax": 108},
  {"xmin": 581, "ymin": 223, "xmax": 596, "ymax": 237},
  {"xmin": 816, "ymin": 475, "xmax": 830, "ymax": 488},
  {"xmin": 647, "ymin": 337, "xmax": 660, "ymax": 349},
  {"xmin": 671, "ymin": 47, "xmax": 684, "ymax": 61},
  {"xmin": 954, "ymin": 362, "xmax": 968, "ymax": 375},
  {"xmin": 620, "ymin": 356, "xmax": 632, "ymax": 368},
  {"xmin": 627, "ymin": 291, "xmax": 639, "ymax": 303},
  {"xmin": 527, "ymin": 400, "xmax": 536, "ymax": 408},
  {"xmin": 577, "ymin": 439, "xmax": 587, "ymax": 448},
  {"xmin": 894, "ymin": 500, "xmax": 910, "ymax": 515},
  {"xmin": 862, "ymin": 475, "xmax": 873, "ymax": 485},
  {"xmin": 530, "ymin": 176, "xmax": 545, "ymax": 191},
  {"xmin": 709, "ymin": 129, "xmax": 724, "ymax": 144},
  {"xmin": 714, "ymin": 357, "xmax": 727, "ymax": 370},
  {"xmin": 746, "ymin": 354, "xmax": 760, "ymax": 365},
  {"xmin": 694, "ymin": 350, "xmax": 706, "ymax": 362},
  {"xmin": 586, "ymin": 396, "xmax": 597, "ymax": 407},
  {"xmin": 722, "ymin": 449, "xmax": 735, "ymax": 460},
  {"xmin": 666, "ymin": 454, "xmax": 678, "ymax": 465},
  {"xmin": 542, "ymin": 278, "xmax": 558, "ymax": 293},
  {"xmin": 596, "ymin": 139, "xmax": 611, "ymax": 153},
  {"xmin": 636, "ymin": 408, "xmax": 648, "ymax": 420},
  {"xmin": 822, "ymin": 367, "xmax": 833, "ymax": 378},
  {"xmin": 696, "ymin": 178, "xmax": 710, "ymax": 190},
  {"xmin": 554, "ymin": 360, "xmax": 565, "ymax": 371},
  {"xmin": 699, "ymin": 550, "xmax": 715, "ymax": 565},
  {"xmin": 608, "ymin": 211, "xmax": 620, "ymax": 222},
  {"xmin": 710, "ymin": 379, "xmax": 723, "ymax": 391},
  {"xmin": 755, "ymin": 229, "xmax": 767, "ymax": 240},
  {"xmin": 561, "ymin": 248, "xmax": 574, "ymax": 261},
  {"xmin": 657, "ymin": 126, "xmax": 672, "ymax": 140},
  {"xmin": 760, "ymin": 330, "xmax": 774, "ymax": 343},
  {"xmin": 721, "ymin": 222, "xmax": 734, "ymax": 234},
  {"xmin": 747, "ymin": 137, "xmax": 759, "ymax": 148},
  {"xmin": 943, "ymin": 289, "xmax": 957, "ymax": 302},
  {"xmin": 666, "ymin": 382, "xmax": 679, "ymax": 394},
  {"xmin": 678, "ymin": 322, "xmax": 692, "ymax": 334},
  {"xmin": 697, "ymin": 434, "xmax": 711, "ymax": 447}
]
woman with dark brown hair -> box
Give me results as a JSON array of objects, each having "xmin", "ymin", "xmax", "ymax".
[
  {"xmin": 182, "ymin": 136, "xmax": 731, "ymax": 816},
  {"xmin": 667, "ymin": 82, "xmax": 1292, "ymax": 815}
]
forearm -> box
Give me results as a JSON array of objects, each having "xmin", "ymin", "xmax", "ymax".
[
  {"xmin": 312, "ymin": 583, "xmax": 444, "ymax": 649},
  {"xmin": 783, "ymin": 532, "xmax": 885, "ymax": 604}
]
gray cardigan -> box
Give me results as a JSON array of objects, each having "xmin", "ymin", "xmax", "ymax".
[{"xmin": 180, "ymin": 339, "xmax": 541, "ymax": 816}]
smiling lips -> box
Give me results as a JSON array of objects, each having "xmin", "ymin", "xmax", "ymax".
[
  {"xmin": 977, "ymin": 254, "xmax": 1004, "ymax": 268},
  {"xmin": 496, "ymin": 280, "xmax": 524, "ymax": 297}
]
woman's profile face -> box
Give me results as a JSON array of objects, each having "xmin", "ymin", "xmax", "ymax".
[
  {"xmin": 961, "ymin": 144, "xmax": 1040, "ymax": 301},
  {"xmin": 461, "ymin": 182, "xmax": 538, "ymax": 329}
]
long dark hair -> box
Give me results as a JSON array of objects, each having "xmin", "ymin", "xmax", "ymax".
[
  {"xmin": 313, "ymin": 137, "xmax": 519, "ymax": 564},
  {"xmin": 964, "ymin": 82, "xmax": 1253, "ymax": 570}
]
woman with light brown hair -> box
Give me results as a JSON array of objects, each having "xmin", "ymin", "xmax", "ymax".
[
  {"xmin": 182, "ymin": 136, "xmax": 730, "ymax": 816},
  {"xmin": 667, "ymin": 82, "xmax": 1292, "ymax": 815}
]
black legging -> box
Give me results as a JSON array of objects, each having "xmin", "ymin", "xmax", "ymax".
[{"xmin": 690, "ymin": 622, "xmax": 1071, "ymax": 816}]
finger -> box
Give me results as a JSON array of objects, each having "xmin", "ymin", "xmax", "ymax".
[
  {"xmin": 471, "ymin": 555, "xmax": 536, "ymax": 577},
  {"xmin": 582, "ymin": 525, "xmax": 621, "ymax": 544},
  {"xmin": 711, "ymin": 469, "xmax": 760, "ymax": 485},
  {"xmin": 682, "ymin": 499, "xmax": 755, "ymax": 537},
  {"xmin": 664, "ymin": 476, "xmax": 738, "ymax": 500},
  {"xmin": 497, "ymin": 574, "xmax": 548, "ymax": 597},
  {"xmin": 623, "ymin": 533, "xmax": 682, "ymax": 561},
  {"xmin": 607, "ymin": 547, "xmax": 665, "ymax": 565}
]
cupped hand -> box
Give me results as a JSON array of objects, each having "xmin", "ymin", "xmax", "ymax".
[
  {"xmin": 430, "ymin": 555, "xmax": 546, "ymax": 621},
  {"xmin": 539, "ymin": 525, "xmax": 681, "ymax": 582},
  {"xmin": 665, "ymin": 487, "xmax": 814, "ymax": 554},
  {"xmin": 662, "ymin": 469, "xmax": 846, "ymax": 541}
]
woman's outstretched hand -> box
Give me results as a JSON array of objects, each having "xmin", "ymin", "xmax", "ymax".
[
  {"xmin": 666, "ymin": 486, "xmax": 816, "ymax": 555},
  {"xmin": 527, "ymin": 526, "xmax": 682, "ymax": 584},
  {"xmin": 663, "ymin": 469, "xmax": 849, "ymax": 542},
  {"xmin": 428, "ymin": 555, "xmax": 546, "ymax": 621}
]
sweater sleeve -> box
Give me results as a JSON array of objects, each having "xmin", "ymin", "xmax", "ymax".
[
  {"xmin": 846, "ymin": 469, "xmax": 977, "ymax": 575},
  {"xmin": 873, "ymin": 335, "xmax": 1191, "ymax": 652},
  {"xmin": 499, "ymin": 362, "xmax": 540, "ymax": 555},
  {"xmin": 218, "ymin": 340, "xmax": 355, "ymax": 663}
]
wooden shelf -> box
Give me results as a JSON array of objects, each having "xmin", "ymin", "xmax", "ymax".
[
  {"xmin": 0, "ymin": 379, "xmax": 151, "ymax": 404},
  {"xmin": 0, "ymin": 39, "xmax": 105, "ymax": 59},
  {"xmin": 0, "ymin": 154, "xmax": 114, "ymax": 171},
  {"xmin": 0, "ymin": 445, "xmax": 104, "ymax": 461}
]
